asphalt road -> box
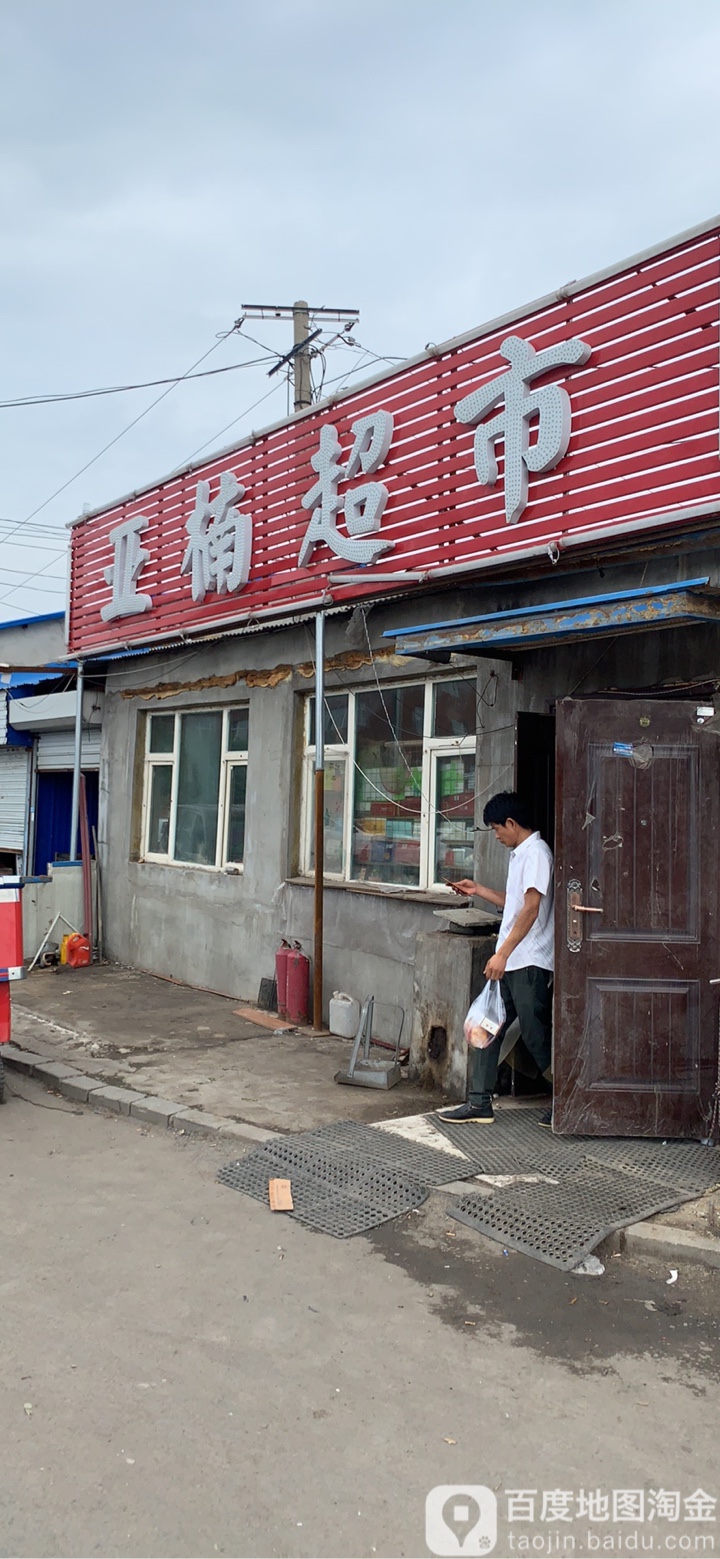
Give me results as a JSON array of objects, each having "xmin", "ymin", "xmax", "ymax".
[{"xmin": 1, "ymin": 1074, "xmax": 719, "ymax": 1559}]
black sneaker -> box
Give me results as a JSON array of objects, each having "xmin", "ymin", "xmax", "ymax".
[
  {"xmin": 437, "ymin": 1098, "xmax": 495, "ymax": 1124},
  {"xmin": 538, "ymin": 1108, "xmax": 553, "ymax": 1128}
]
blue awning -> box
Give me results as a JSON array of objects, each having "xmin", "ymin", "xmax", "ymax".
[{"xmin": 385, "ymin": 578, "xmax": 720, "ymax": 659}]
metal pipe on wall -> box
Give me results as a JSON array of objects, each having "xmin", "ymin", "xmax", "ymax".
[
  {"xmin": 313, "ymin": 610, "xmax": 325, "ymax": 1031},
  {"xmin": 69, "ymin": 661, "xmax": 84, "ymax": 861}
]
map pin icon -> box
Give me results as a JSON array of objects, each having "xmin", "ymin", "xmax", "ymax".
[{"xmin": 442, "ymin": 1493, "xmax": 481, "ymax": 1550}]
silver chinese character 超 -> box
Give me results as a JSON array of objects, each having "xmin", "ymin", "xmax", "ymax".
[
  {"xmin": 181, "ymin": 470, "xmax": 252, "ymax": 605},
  {"xmin": 454, "ymin": 333, "xmax": 591, "ymax": 525},
  {"xmin": 298, "ymin": 410, "xmax": 394, "ymax": 567},
  {"xmin": 101, "ymin": 513, "xmax": 153, "ymax": 623}
]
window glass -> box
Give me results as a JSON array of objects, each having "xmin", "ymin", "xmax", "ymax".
[
  {"xmin": 352, "ymin": 686, "xmax": 424, "ymax": 885},
  {"xmin": 433, "ymin": 678, "xmax": 476, "ymax": 739},
  {"xmin": 228, "ymin": 708, "xmax": 249, "ymax": 752},
  {"xmin": 433, "ymin": 753, "xmax": 476, "ymax": 884},
  {"xmin": 225, "ymin": 764, "xmax": 247, "ymax": 863},
  {"xmin": 308, "ymin": 758, "xmax": 347, "ymax": 875},
  {"xmin": 174, "ymin": 712, "xmax": 223, "ymax": 865},
  {"xmin": 149, "ymin": 713, "xmax": 175, "ymax": 754},
  {"xmin": 147, "ymin": 766, "xmax": 172, "ymax": 855},
  {"xmin": 309, "ymin": 694, "xmax": 348, "ymax": 746}
]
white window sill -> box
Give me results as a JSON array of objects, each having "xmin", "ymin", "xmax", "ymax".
[
  {"xmin": 138, "ymin": 857, "xmax": 245, "ymax": 874},
  {"xmin": 286, "ymin": 875, "xmax": 456, "ymax": 907}
]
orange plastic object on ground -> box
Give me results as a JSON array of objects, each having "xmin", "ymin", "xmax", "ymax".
[{"xmin": 65, "ymin": 934, "xmax": 91, "ymax": 968}]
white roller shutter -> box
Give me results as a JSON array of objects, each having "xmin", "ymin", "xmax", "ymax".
[
  {"xmin": 37, "ymin": 728, "xmax": 101, "ymax": 772},
  {"xmin": 0, "ymin": 748, "xmax": 30, "ymax": 851}
]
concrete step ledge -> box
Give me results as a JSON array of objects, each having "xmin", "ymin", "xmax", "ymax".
[
  {"xmin": 622, "ymin": 1220, "xmax": 720, "ymax": 1270},
  {"xmin": 2, "ymin": 1045, "xmax": 278, "ymax": 1146}
]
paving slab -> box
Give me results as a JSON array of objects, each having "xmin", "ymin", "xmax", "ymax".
[
  {"xmin": 58, "ymin": 1074, "xmax": 106, "ymax": 1104},
  {"xmin": 129, "ymin": 1095, "xmax": 181, "ymax": 1127},
  {"xmin": 90, "ymin": 1084, "xmax": 148, "ymax": 1115},
  {"xmin": 1, "ymin": 1046, "xmax": 50, "ymax": 1073},
  {"xmin": 172, "ymin": 1108, "xmax": 236, "ymax": 1136},
  {"xmin": 623, "ymin": 1220, "xmax": 720, "ymax": 1269},
  {"xmin": 33, "ymin": 1060, "xmax": 81, "ymax": 1084}
]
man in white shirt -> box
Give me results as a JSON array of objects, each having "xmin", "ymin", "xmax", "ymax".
[{"xmin": 439, "ymin": 791, "xmax": 554, "ymax": 1126}]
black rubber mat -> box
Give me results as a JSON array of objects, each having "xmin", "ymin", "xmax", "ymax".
[
  {"xmin": 218, "ymin": 1145, "xmax": 428, "ymax": 1237},
  {"xmin": 283, "ymin": 1119, "xmax": 467, "ymax": 1186},
  {"xmin": 431, "ymin": 1107, "xmax": 587, "ymax": 1177},
  {"xmin": 431, "ymin": 1108, "xmax": 720, "ymax": 1191},
  {"xmin": 584, "ymin": 1139, "xmax": 720, "ymax": 1195},
  {"xmin": 450, "ymin": 1161, "xmax": 694, "ymax": 1270}
]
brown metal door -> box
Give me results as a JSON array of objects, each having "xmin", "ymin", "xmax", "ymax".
[{"xmin": 554, "ymin": 697, "xmax": 719, "ymax": 1138}]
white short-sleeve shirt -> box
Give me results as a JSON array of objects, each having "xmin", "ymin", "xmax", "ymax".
[{"xmin": 498, "ymin": 831, "xmax": 554, "ymax": 973}]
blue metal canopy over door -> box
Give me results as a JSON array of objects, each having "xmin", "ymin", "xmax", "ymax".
[{"xmin": 385, "ymin": 579, "xmax": 720, "ymax": 659}]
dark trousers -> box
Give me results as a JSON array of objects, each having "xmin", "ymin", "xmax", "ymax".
[{"xmin": 468, "ymin": 966, "xmax": 553, "ymax": 1105}]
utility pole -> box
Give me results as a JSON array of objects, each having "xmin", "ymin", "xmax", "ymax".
[{"xmin": 240, "ymin": 302, "xmax": 359, "ymax": 413}]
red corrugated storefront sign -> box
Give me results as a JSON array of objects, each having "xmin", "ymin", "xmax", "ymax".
[{"xmin": 68, "ymin": 222, "xmax": 720, "ymax": 655}]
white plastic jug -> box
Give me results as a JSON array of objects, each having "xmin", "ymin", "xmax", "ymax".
[{"xmin": 329, "ymin": 991, "xmax": 360, "ymax": 1039}]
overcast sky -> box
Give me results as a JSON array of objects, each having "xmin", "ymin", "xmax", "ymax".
[{"xmin": 1, "ymin": 0, "xmax": 720, "ymax": 621}]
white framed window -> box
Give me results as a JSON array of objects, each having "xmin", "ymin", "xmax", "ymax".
[
  {"xmin": 301, "ymin": 676, "xmax": 476, "ymax": 890},
  {"xmin": 142, "ymin": 706, "xmax": 249, "ymax": 869}
]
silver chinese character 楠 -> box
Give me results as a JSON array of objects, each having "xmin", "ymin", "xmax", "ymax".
[
  {"xmin": 298, "ymin": 411, "xmax": 394, "ymax": 567},
  {"xmin": 101, "ymin": 513, "xmax": 153, "ymax": 622},
  {"xmin": 454, "ymin": 333, "xmax": 591, "ymax": 525},
  {"xmin": 181, "ymin": 470, "xmax": 252, "ymax": 605}
]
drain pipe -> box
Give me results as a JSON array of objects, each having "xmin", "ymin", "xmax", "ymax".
[
  {"xmin": 69, "ymin": 661, "xmax": 84, "ymax": 860},
  {"xmin": 313, "ymin": 610, "xmax": 325, "ymax": 1031}
]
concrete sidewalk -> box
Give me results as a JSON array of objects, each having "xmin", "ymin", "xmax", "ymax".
[{"xmin": 8, "ymin": 963, "xmax": 436, "ymax": 1134}]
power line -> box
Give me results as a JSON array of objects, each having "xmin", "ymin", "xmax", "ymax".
[
  {"xmin": 0, "ymin": 353, "xmax": 274, "ymax": 410},
  {"xmin": 0, "ymin": 327, "xmax": 237, "ymax": 610}
]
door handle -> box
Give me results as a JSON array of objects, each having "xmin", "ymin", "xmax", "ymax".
[{"xmin": 567, "ymin": 881, "xmax": 602, "ymax": 952}]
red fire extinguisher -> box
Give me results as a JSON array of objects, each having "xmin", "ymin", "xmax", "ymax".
[
  {"xmin": 286, "ymin": 943, "xmax": 310, "ymax": 1026},
  {"xmin": 275, "ymin": 940, "xmax": 291, "ymax": 1020}
]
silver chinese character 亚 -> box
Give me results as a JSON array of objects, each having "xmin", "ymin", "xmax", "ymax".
[
  {"xmin": 181, "ymin": 470, "xmax": 252, "ymax": 605},
  {"xmin": 298, "ymin": 411, "xmax": 394, "ymax": 567},
  {"xmin": 506, "ymin": 1491, "xmax": 537, "ymax": 1523},
  {"xmin": 101, "ymin": 513, "xmax": 153, "ymax": 622},
  {"xmin": 454, "ymin": 333, "xmax": 591, "ymax": 525}
]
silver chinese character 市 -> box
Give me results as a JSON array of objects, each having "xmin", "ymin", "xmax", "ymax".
[
  {"xmin": 298, "ymin": 411, "xmax": 394, "ymax": 567},
  {"xmin": 454, "ymin": 333, "xmax": 591, "ymax": 525},
  {"xmin": 181, "ymin": 471, "xmax": 252, "ymax": 605},
  {"xmin": 101, "ymin": 513, "xmax": 153, "ymax": 623}
]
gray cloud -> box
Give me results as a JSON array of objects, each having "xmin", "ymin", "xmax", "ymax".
[{"xmin": 2, "ymin": 0, "xmax": 720, "ymax": 617}]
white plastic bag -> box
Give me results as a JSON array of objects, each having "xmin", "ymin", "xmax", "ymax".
[{"xmin": 464, "ymin": 981, "xmax": 506, "ymax": 1049}]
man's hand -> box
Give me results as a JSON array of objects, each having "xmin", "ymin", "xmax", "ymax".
[
  {"xmin": 452, "ymin": 879, "xmax": 480, "ymax": 898},
  {"xmin": 484, "ymin": 951, "xmax": 507, "ymax": 981}
]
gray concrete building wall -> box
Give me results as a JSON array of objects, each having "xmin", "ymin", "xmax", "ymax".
[
  {"xmin": 98, "ymin": 536, "xmax": 720, "ymax": 1074},
  {"xmin": 0, "ymin": 615, "xmax": 66, "ymax": 667}
]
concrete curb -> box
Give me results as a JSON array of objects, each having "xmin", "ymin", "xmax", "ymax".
[
  {"xmin": 621, "ymin": 1220, "xmax": 720, "ymax": 1269},
  {"xmin": 1, "ymin": 1043, "xmax": 278, "ymax": 1146}
]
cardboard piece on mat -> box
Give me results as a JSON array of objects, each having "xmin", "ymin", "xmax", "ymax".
[{"xmin": 268, "ymin": 1178, "xmax": 294, "ymax": 1211}]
